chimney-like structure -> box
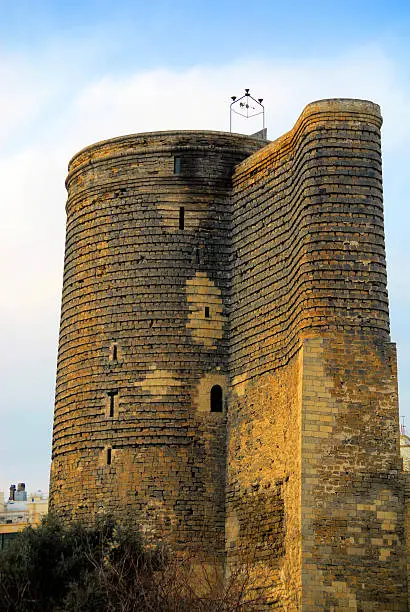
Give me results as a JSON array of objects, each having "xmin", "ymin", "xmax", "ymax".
[{"xmin": 15, "ymin": 482, "xmax": 27, "ymax": 501}]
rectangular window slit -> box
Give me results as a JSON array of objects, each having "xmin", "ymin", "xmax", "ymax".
[
  {"xmin": 179, "ymin": 207, "xmax": 185, "ymax": 230},
  {"xmin": 204, "ymin": 306, "xmax": 210, "ymax": 318},
  {"xmin": 107, "ymin": 390, "xmax": 118, "ymax": 418},
  {"xmin": 112, "ymin": 343, "xmax": 118, "ymax": 361},
  {"xmin": 174, "ymin": 156, "xmax": 181, "ymax": 174},
  {"xmin": 107, "ymin": 448, "xmax": 112, "ymax": 465}
]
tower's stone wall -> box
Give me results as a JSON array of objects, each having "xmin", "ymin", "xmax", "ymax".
[
  {"xmin": 299, "ymin": 336, "xmax": 405, "ymax": 610},
  {"xmin": 230, "ymin": 98, "xmax": 388, "ymax": 382},
  {"xmin": 226, "ymin": 100, "xmax": 406, "ymax": 608},
  {"xmin": 50, "ymin": 130, "xmax": 264, "ymax": 552},
  {"xmin": 50, "ymin": 100, "xmax": 407, "ymax": 609}
]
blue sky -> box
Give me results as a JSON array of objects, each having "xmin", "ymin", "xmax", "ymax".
[
  {"xmin": 0, "ymin": 0, "xmax": 410, "ymax": 495},
  {"xmin": 0, "ymin": 1, "xmax": 407, "ymax": 51},
  {"xmin": 2, "ymin": 1, "xmax": 410, "ymax": 75}
]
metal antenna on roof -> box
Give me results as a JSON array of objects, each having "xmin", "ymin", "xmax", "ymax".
[{"xmin": 230, "ymin": 88, "xmax": 266, "ymax": 138}]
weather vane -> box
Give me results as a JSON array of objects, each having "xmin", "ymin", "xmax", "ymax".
[{"xmin": 230, "ymin": 88, "xmax": 265, "ymax": 135}]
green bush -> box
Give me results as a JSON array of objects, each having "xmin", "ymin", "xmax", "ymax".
[
  {"xmin": 0, "ymin": 515, "xmax": 265, "ymax": 611},
  {"xmin": 0, "ymin": 515, "xmax": 162, "ymax": 612}
]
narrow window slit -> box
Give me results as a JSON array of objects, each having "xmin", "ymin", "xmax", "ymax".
[
  {"xmin": 107, "ymin": 390, "xmax": 118, "ymax": 418},
  {"xmin": 112, "ymin": 343, "xmax": 118, "ymax": 361},
  {"xmin": 107, "ymin": 448, "xmax": 112, "ymax": 465},
  {"xmin": 174, "ymin": 156, "xmax": 181, "ymax": 174},
  {"xmin": 179, "ymin": 207, "xmax": 185, "ymax": 230},
  {"xmin": 204, "ymin": 306, "xmax": 210, "ymax": 318}
]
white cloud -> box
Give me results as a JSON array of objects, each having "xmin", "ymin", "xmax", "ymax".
[
  {"xmin": 53, "ymin": 46, "xmax": 410, "ymax": 145},
  {"xmin": 0, "ymin": 52, "xmax": 57, "ymax": 149}
]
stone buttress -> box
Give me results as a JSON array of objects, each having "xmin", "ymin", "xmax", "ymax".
[{"xmin": 227, "ymin": 99, "xmax": 407, "ymax": 609}]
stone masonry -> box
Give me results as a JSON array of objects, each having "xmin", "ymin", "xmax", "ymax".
[{"xmin": 50, "ymin": 99, "xmax": 408, "ymax": 609}]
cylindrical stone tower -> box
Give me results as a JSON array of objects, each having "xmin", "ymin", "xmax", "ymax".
[{"xmin": 49, "ymin": 130, "xmax": 264, "ymax": 552}]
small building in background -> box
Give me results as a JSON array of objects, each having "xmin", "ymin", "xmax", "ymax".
[
  {"xmin": 401, "ymin": 432, "xmax": 410, "ymax": 472},
  {"xmin": 0, "ymin": 483, "xmax": 48, "ymax": 550}
]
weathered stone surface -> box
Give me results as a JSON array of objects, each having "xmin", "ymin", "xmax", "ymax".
[
  {"xmin": 50, "ymin": 100, "xmax": 407, "ymax": 609},
  {"xmin": 225, "ymin": 99, "xmax": 406, "ymax": 609},
  {"xmin": 50, "ymin": 130, "xmax": 263, "ymax": 555}
]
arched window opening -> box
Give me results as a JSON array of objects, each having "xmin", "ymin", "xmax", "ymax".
[{"xmin": 210, "ymin": 385, "xmax": 223, "ymax": 413}]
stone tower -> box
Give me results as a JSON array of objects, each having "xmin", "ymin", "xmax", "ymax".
[
  {"xmin": 50, "ymin": 99, "xmax": 407, "ymax": 609},
  {"xmin": 50, "ymin": 130, "xmax": 264, "ymax": 555}
]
